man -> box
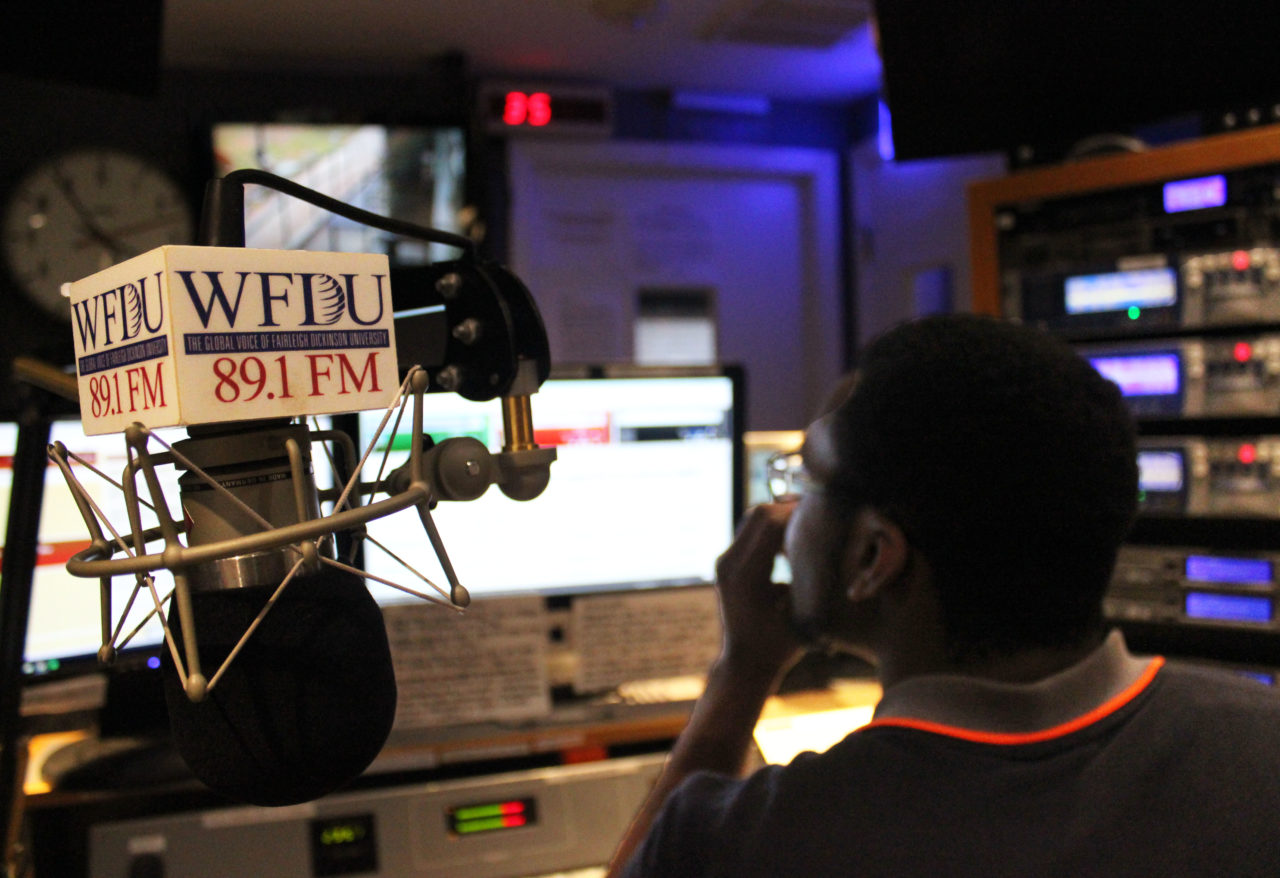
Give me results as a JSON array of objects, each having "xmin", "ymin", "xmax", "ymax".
[{"xmin": 608, "ymin": 314, "xmax": 1280, "ymax": 877}]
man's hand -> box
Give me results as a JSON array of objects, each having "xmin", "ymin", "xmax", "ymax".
[
  {"xmin": 715, "ymin": 501, "xmax": 804, "ymax": 680},
  {"xmin": 606, "ymin": 501, "xmax": 807, "ymax": 877}
]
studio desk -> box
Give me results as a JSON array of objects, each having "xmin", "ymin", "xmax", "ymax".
[{"xmin": 21, "ymin": 677, "xmax": 883, "ymax": 878}]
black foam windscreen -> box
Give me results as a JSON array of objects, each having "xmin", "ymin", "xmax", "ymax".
[{"xmin": 162, "ymin": 569, "xmax": 397, "ymax": 806}]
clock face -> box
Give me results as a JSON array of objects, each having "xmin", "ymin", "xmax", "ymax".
[{"xmin": 1, "ymin": 150, "xmax": 195, "ymax": 322}]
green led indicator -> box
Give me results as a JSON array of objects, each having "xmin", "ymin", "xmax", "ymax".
[
  {"xmin": 455, "ymin": 817, "xmax": 508, "ymax": 834},
  {"xmin": 47, "ymin": 659, "xmax": 59, "ymax": 671},
  {"xmin": 449, "ymin": 799, "xmax": 532, "ymax": 836},
  {"xmin": 1127, "ymin": 306, "xmax": 1141, "ymax": 320},
  {"xmin": 453, "ymin": 803, "xmax": 507, "ymax": 822}
]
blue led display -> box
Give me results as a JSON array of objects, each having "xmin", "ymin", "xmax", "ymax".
[
  {"xmin": 1186, "ymin": 555, "xmax": 1273, "ymax": 585},
  {"xmin": 1064, "ymin": 268, "xmax": 1177, "ymax": 315},
  {"xmin": 1163, "ymin": 175, "xmax": 1227, "ymax": 213},
  {"xmin": 1185, "ymin": 592, "xmax": 1272, "ymax": 623},
  {"xmin": 1089, "ymin": 353, "xmax": 1180, "ymax": 397}
]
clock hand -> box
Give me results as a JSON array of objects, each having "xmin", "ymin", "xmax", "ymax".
[
  {"xmin": 98, "ymin": 210, "xmax": 190, "ymax": 241},
  {"xmin": 68, "ymin": 210, "xmax": 190, "ymax": 252},
  {"xmin": 50, "ymin": 166, "xmax": 129, "ymax": 260}
]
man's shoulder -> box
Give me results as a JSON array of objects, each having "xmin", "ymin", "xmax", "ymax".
[
  {"xmin": 1153, "ymin": 661, "xmax": 1280, "ymax": 712},
  {"xmin": 675, "ymin": 734, "xmax": 893, "ymax": 817},
  {"xmin": 1120, "ymin": 660, "xmax": 1280, "ymax": 760}
]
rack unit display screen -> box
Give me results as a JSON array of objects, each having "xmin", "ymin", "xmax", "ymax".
[
  {"xmin": 356, "ymin": 368, "xmax": 742, "ymax": 603},
  {"xmin": 1089, "ymin": 353, "xmax": 1181, "ymax": 398},
  {"xmin": 1064, "ymin": 268, "xmax": 1178, "ymax": 316}
]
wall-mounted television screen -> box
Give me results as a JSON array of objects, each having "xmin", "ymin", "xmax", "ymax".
[{"xmin": 210, "ymin": 122, "xmax": 466, "ymax": 264}]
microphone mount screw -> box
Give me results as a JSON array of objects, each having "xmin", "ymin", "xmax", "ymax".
[
  {"xmin": 437, "ymin": 365, "xmax": 463, "ymax": 392},
  {"xmin": 451, "ymin": 318, "xmax": 483, "ymax": 345},
  {"xmin": 436, "ymin": 272, "xmax": 463, "ymax": 300}
]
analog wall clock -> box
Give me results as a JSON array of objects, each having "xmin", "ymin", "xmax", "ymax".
[{"xmin": 1, "ymin": 149, "xmax": 195, "ymax": 322}]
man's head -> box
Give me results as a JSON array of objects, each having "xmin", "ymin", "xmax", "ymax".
[{"xmin": 786, "ymin": 314, "xmax": 1138, "ymax": 662}]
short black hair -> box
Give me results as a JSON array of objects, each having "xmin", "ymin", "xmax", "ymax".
[{"xmin": 828, "ymin": 314, "xmax": 1138, "ymax": 659}]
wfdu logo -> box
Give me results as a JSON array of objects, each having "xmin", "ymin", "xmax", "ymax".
[
  {"xmin": 70, "ymin": 271, "xmax": 166, "ymax": 351},
  {"xmin": 64, "ymin": 246, "xmax": 400, "ymax": 436},
  {"xmin": 175, "ymin": 269, "xmax": 388, "ymax": 333}
]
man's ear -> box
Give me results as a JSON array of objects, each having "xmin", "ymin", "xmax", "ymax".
[{"xmin": 843, "ymin": 508, "xmax": 909, "ymax": 602}]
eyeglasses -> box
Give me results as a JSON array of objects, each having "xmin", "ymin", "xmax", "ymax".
[{"xmin": 766, "ymin": 451, "xmax": 817, "ymax": 502}]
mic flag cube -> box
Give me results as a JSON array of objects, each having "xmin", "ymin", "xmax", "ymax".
[{"xmin": 63, "ymin": 246, "xmax": 400, "ymax": 435}]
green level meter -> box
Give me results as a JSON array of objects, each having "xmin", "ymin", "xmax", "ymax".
[
  {"xmin": 453, "ymin": 803, "xmax": 512, "ymax": 822},
  {"xmin": 379, "ymin": 429, "xmax": 490, "ymax": 452},
  {"xmin": 454, "ymin": 816, "xmax": 510, "ymax": 835}
]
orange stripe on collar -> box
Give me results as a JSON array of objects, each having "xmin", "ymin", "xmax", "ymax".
[{"xmin": 863, "ymin": 656, "xmax": 1166, "ymax": 746}]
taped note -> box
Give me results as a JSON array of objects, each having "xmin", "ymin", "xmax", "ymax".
[
  {"xmin": 572, "ymin": 587, "xmax": 721, "ymax": 693},
  {"xmin": 384, "ymin": 596, "xmax": 550, "ymax": 729}
]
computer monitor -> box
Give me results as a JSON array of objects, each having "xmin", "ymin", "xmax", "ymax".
[
  {"xmin": 355, "ymin": 366, "xmax": 744, "ymax": 604},
  {"xmin": 9, "ymin": 366, "xmax": 741, "ymax": 702},
  {"xmin": 3, "ymin": 416, "xmax": 339, "ymax": 681},
  {"xmin": 209, "ymin": 122, "xmax": 467, "ymax": 265},
  {"xmin": 0, "ymin": 420, "xmax": 184, "ymax": 678},
  {"xmin": 743, "ymin": 430, "xmax": 806, "ymax": 508}
]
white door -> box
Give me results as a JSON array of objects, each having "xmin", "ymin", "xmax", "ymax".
[{"xmin": 508, "ymin": 140, "xmax": 842, "ymax": 431}]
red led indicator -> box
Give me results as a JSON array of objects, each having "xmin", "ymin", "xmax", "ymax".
[
  {"xmin": 1234, "ymin": 341, "xmax": 1254, "ymax": 362},
  {"xmin": 1239, "ymin": 443, "xmax": 1258, "ymax": 465},
  {"xmin": 502, "ymin": 92, "xmax": 552, "ymax": 127},
  {"xmin": 1232, "ymin": 249, "xmax": 1252, "ymax": 271}
]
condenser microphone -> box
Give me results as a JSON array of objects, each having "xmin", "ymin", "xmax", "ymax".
[
  {"xmin": 43, "ymin": 169, "xmax": 554, "ymax": 807},
  {"xmin": 159, "ymin": 420, "xmax": 397, "ymax": 806}
]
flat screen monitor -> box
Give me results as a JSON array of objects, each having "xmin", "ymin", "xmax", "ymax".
[
  {"xmin": 3, "ymin": 417, "xmax": 337, "ymax": 680},
  {"xmin": 1, "ymin": 420, "xmax": 183, "ymax": 677},
  {"xmin": 356, "ymin": 367, "xmax": 743, "ymax": 603},
  {"xmin": 209, "ymin": 122, "xmax": 466, "ymax": 264},
  {"xmin": 743, "ymin": 430, "xmax": 806, "ymax": 509},
  {"xmin": 8, "ymin": 365, "xmax": 742, "ymax": 678}
]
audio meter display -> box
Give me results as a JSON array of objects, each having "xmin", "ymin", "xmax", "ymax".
[{"xmin": 446, "ymin": 797, "xmax": 538, "ymax": 836}]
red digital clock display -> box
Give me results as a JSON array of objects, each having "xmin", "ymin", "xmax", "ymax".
[
  {"xmin": 503, "ymin": 91, "xmax": 552, "ymax": 127},
  {"xmin": 481, "ymin": 84, "xmax": 612, "ymax": 135}
]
